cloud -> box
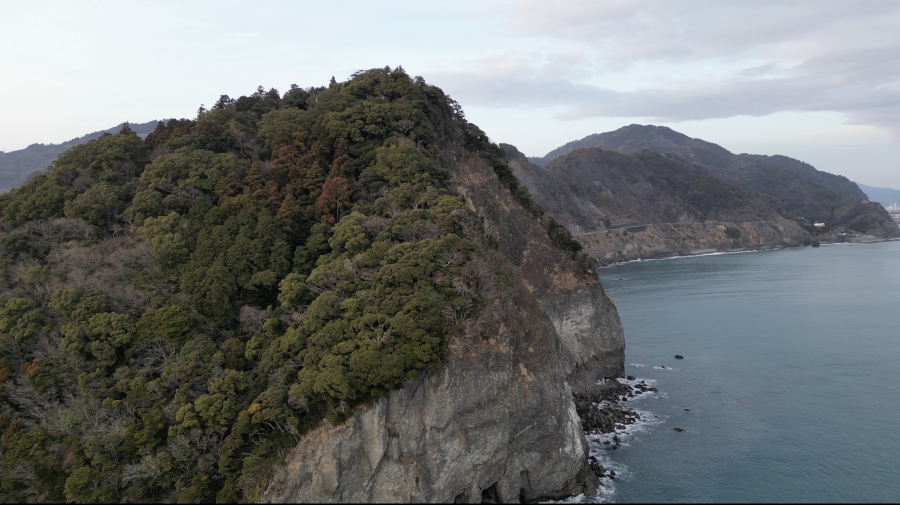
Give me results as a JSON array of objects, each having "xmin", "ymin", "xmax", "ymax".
[
  {"xmin": 434, "ymin": 1, "xmax": 900, "ymax": 136},
  {"xmin": 504, "ymin": 0, "xmax": 900, "ymax": 64}
]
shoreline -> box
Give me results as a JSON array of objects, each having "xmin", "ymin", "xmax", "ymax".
[
  {"xmin": 567, "ymin": 376, "xmax": 665, "ymax": 503},
  {"xmin": 596, "ymin": 236, "xmax": 900, "ymax": 269},
  {"xmin": 587, "ymin": 243, "xmax": 900, "ymax": 503}
]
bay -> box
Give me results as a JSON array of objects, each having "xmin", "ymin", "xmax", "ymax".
[{"xmin": 589, "ymin": 241, "xmax": 900, "ymax": 503}]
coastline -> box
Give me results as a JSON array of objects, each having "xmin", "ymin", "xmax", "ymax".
[
  {"xmin": 589, "ymin": 241, "xmax": 900, "ymax": 502},
  {"xmin": 596, "ymin": 235, "xmax": 900, "ymax": 269},
  {"xmin": 570, "ymin": 378, "xmax": 661, "ymax": 502}
]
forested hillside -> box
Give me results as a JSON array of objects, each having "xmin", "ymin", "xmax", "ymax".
[
  {"xmin": 0, "ymin": 121, "xmax": 159, "ymax": 193},
  {"xmin": 530, "ymin": 125, "xmax": 898, "ymax": 237},
  {"xmin": 507, "ymin": 145, "xmax": 765, "ymax": 229},
  {"xmin": 0, "ymin": 68, "xmax": 581, "ymax": 502}
]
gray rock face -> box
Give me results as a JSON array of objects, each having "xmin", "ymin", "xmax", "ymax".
[
  {"xmin": 263, "ymin": 282, "xmax": 622, "ymax": 503},
  {"xmin": 543, "ymin": 283, "xmax": 625, "ymax": 394},
  {"xmin": 263, "ymin": 148, "xmax": 625, "ymax": 504}
]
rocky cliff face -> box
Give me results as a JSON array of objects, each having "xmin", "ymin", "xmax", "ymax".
[{"xmin": 263, "ymin": 147, "xmax": 625, "ymax": 503}]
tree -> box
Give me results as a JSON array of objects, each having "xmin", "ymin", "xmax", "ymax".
[
  {"xmin": 63, "ymin": 181, "xmax": 126, "ymax": 228},
  {"xmin": 315, "ymin": 177, "xmax": 351, "ymax": 223},
  {"xmin": 119, "ymin": 123, "xmax": 138, "ymax": 136}
]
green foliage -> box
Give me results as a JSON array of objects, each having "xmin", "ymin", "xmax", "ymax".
[
  {"xmin": 0, "ymin": 133, "xmax": 148, "ymax": 228},
  {"xmin": 0, "ymin": 297, "xmax": 44, "ymax": 344},
  {"xmin": 136, "ymin": 303, "xmax": 193, "ymax": 342},
  {"xmin": 0, "ymin": 68, "xmax": 528, "ymax": 503}
]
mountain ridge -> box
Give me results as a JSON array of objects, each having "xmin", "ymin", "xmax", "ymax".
[
  {"xmin": 525, "ymin": 125, "xmax": 897, "ymax": 243},
  {"xmin": 858, "ymin": 183, "xmax": 900, "ymax": 207},
  {"xmin": 510, "ymin": 125, "xmax": 898, "ymax": 265},
  {"xmin": 530, "ymin": 124, "xmax": 867, "ymax": 200},
  {"xmin": 0, "ymin": 120, "xmax": 159, "ymax": 191}
]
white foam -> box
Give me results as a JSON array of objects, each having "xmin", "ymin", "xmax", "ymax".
[
  {"xmin": 581, "ymin": 377, "xmax": 667, "ymax": 503},
  {"xmin": 547, "ymin": 376, "xmax": 666, "ymax": 503},
  {"xmin": 565, "ymin": 405, "xmax": 664, "ymax": 503},
  {"xmin": 616, "ymin": 377, "xmax": 663, "ymax": 400},
  {"xmin": 588, "ymin": 406, "xmax": 665, "ymax": 449},
  {"xmin": 618, "ymin": 376, "xmax": 657, "ymax": 387},
  {"xmin": 599, "ymin": 248, "xmax": 760, "ymax": 268}
]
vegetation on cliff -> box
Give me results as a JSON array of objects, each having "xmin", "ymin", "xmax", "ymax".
[{"xmin": 0, "ymin": 68, "xmax": 569, "ymax": 502}]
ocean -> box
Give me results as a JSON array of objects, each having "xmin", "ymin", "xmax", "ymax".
[{"xmin": 584, "ymin": 241, "xmax": 900, "ymax": 503}]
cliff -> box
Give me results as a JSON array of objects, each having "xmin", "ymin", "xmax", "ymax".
[
  {"xmin": 264, "ymin": 142, "xmax": 625, "ymax": 503},
  {"xmin": 0, "ymin": 69, "xmax": 623, "ymax": 503}
]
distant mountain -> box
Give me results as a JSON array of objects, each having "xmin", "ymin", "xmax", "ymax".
[
  {"xmin": 858, "ymin": 183, "xmax": 900, "ymax": 207},
  {"xmin": 0, "ymin": 120, "xmax": 159, "ymax": 191},
  {"xmin": 512, "ymin": 144, "xmax": 766, "ymax": 229},
  {"xmin": 528, "ymin": 125, "xmax": 896, "ymax": 238},
  {"xmin": 531, "ymin": 124, "xmax": 867, "ymax": 200},
  {"xmin": 509, "ymin": 144, "xmax": 815, "ymax": 264}
]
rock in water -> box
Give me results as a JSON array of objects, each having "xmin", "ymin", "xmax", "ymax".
[{"xmin": 674, "ymin": 354, "xmax": 684, "ymax": 359}]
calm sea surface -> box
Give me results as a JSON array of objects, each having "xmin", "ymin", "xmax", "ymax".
[{"xmin": 587, "ymin": 241, "xmax": 900, "ymax": 503}]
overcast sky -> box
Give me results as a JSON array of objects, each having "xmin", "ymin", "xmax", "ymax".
[{"xmin": 2, "ymin": 0, "xmax": 899, "ymax": 188}]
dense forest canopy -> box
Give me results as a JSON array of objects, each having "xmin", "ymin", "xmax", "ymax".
[
  {"xmin": 0, "ymin": 67, "xmax": 581, "ymax": 502},
  {"xmin": 0, "ymin": 121, "xmax": 160, "ymax": 193}
]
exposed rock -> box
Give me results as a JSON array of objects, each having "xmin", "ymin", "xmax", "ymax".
[
  {"xmin": 588, "ymin": 457, "xmax": 606, "ymax": 479},
  {"xmin": 264, "ymin": 146, "xmax": 625, "ymax": 503},
  {"xmin": 543, "ymin": 283, "xmax": 626, "ymax": 395},
  {"xmin": 573, "ymin": 382, "xmax": 642, "ymax": 435},
  {"xmin": 674, "ymin": 354, "xmax": 684, "ymax": 359}
]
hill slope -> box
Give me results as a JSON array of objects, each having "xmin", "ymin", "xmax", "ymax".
[
  {"xmin": 530, "ymin": 125, "xmax": 898, "ymax": 240},
  {"xmin": 0, "ymin": 69, "xmax": 619, "ymax": 503},
  {"xmin": 0, "ymin": 121, "xmax": 159, "ymax": 192},
  {"xmin": 509, "ymin": 145, "xmax": 811, "ymax": 264}
]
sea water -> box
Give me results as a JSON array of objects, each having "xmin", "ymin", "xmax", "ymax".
[{"xmin": 587, "ymin": 241, "xmax": 900, "ymax": 503}]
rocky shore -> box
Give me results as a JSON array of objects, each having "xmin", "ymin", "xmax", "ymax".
[{"xmin": 574, "ymin": 378, "xmax": 659, "ymax": 483}]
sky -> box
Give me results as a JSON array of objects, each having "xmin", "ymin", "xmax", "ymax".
[{"xmin": 2, "ymin": 0, "xmax": 899, "ymax": 188}]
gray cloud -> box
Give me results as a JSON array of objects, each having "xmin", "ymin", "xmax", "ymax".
[
  {"xmin": 504, "ymin": 0, "xmax": 900, "ymax": 65},
  {"xmin": 436, "ymin": 1, "xmax": 900, "ymax": 135}
]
